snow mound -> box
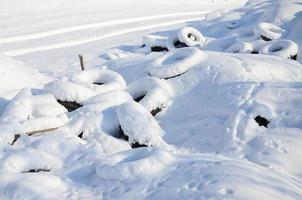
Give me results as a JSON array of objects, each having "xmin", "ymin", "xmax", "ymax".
[
  {"xmin": 0, "ymin": 54, "xmax": 50, "ymax": 97},
  {"xmin": 117, "ymin": 101, "xmax": 167, "ymax": 147},
  {"xmin": 0, "ymin": 148, "xmax": 56, "ymax": 173},
  {"xmin": 0, "ymin": 173, "xmax": 96, "ymax": 199},
  {"xmin": 96, "ymin": 148, "xmax": 174, "ymax": 181}
]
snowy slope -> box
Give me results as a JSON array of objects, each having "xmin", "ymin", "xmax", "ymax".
[
  {"xmin": 0, "ymin": 0, "xmax": 245, "ymax": 75},
  {"xmin": 1, "ymin": 0, "xmax": 302, "ymax": 199}
]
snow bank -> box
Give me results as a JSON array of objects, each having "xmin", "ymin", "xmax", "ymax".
[
  {"xmin": 96, "ymin": 148, "xmax": 174, "ymax": 181},
  {"xmin": 0, "ymin": 173, "xmax": 96, "ymax": 199},
  {"xmin": 0, "ymin": 54, "xmax": 50, "ymax": 98},
  {"xmin": 259, "ymin": 39, "xmax": 298, "ymax": 59}
]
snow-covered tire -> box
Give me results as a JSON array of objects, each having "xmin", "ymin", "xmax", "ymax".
[
  {"xmin": 70, "ymin": 68, "xmax": 126, "ymax": 94},
  {"xmin": 178, "ymin": 27, "xmax": 205, "ymax": 47},
  {"xmin": 143, "ymin": 34, "xmax": 168, "ymax": 52},
  {"xmin": 148, "ymin": 47, "xmax": 204, "ymax": 79},
  {"xmin": 127, "ymin": 77, "xmax": 172, "ymax": 115},
  {"xmin": 0, "ymin": 88, "xmax": 69, "ymax": 138},
  {"xmin": 250, "ymin": 39, "xmax": 267, "ymax": 54},
  {"xmin": 259, "ymin": 39, "xmax": 298, "ymax": 60},
  {"xmin": 44, "ymin": 80, "xmax": 96, "ymax": 111},
  {"xmin": 167, "ymin": 34, "xmax": 188, "ymax": 50},
  {"xmin": 254, "ymin": 22, "xmax": 284, "ymax": 41},
  {"xmin": 236, "ymin": 29, "xmax": 260, "ymax": 42},
  {"xmin": 225, "ymin": 42, "xmax": 253, "ymax": 54},
  {"xmin": 117, "ymin": 101, "xmax": 167, "ymax": 148},
  {"xmin": 44, "ymin": 80, "xmax": 96, "ymax": 104}
]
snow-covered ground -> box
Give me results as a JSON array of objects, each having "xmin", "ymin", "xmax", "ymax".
[{"xmin": 2, "ymin": 0, "xmax": 302, "ymax": 199}]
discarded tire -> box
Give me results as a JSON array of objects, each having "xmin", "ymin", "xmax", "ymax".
[
  {"xmin": 250, "ymin": 39, "xmax": 267, "ymax": 54},
  {"xmin": 127, "ymin": 77, "xmax": 172, "ymax": 116},
  {"xmin": 148, "ymin": 47, "xmax": 204, "ymax": 79},
  {"xmin": 44, "ymin": 80, "xmax": 96, "ymax": 111},
  {"xmin": 143, "ymin": 34, "xmax": 168, "ymax": 52},
  {"xmin": 167, "ymin": 34, "xmax": 188, "ymax": 50},
  {"xmin": 178, "ymin": 27, "xmax": 205, "ymax": 47},
  {"xmin": 117, "ymin": 101, "xmax": 167, "ymax": 148},
  {"xmin": 70, "ymin": 68, "xmax": 126, "ymax": 94},
  {"xmin": 254, "ymin": 22, "xmax": 284, "ymax": 41},
  {"xmin": 259, "ymin": 39, "xmax": 298, "ymax": 60},
  {"xmin": 225, "ymin": 42, "xmax": 253, "ymax": 54}
]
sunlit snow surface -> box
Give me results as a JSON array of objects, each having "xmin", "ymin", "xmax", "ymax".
[{"xmin": 1, "ymin": 0, "xmax": 302, "ymax": 199}]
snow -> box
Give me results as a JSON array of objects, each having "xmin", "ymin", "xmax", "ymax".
[
  {"xmin": 70, "ymin": 67, "xmax": 126, "ymax": 94},
  {"xmin": 178, "ymin": 27, "xmax": 205, "ymax": 47},
  {"xmin": 96, "ymin": 148, "xmax": 175, "ymax": 181},
  {"xmin": 127, "ymin": 77, "xmax": 172, "ymax": 114},
  {"xmin": 225, "ymin": 41, "xmax": 253, "ymax": 53},
  {"xmin": 259, "ymin": 39, "xmax": 298, "ymax": 59},
  {"xmin": 254, "ymin": 22, "xmax": 284, "ymax": 40},
  {"xmin": 0, "ymin": 88, "xmax": 67, "ymax": 123},
  {"xmin": 44, "ymin": 80, "xmax": 96, "ymax": 104},
  {"xmin": 142, "ymin": 34, "xmax": 168, "ymax": 50},
  {"xmin": 2, "ymin": 0, "xmax": 302, "ymax": 199},
  {"xmin": 117, "ymin": 102, "xmax": 167, "ymax": 147},
  {"xmin": 0, "ymin": 54, "xmax": 50, "ymax": 101},
  {"xmin": 147, "ymin": 47, "xmax": 205, "ymax": 79}
]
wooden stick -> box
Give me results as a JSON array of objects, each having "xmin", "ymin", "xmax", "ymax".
[
  {"xmin": 26, "ymin": 127, "xmax": 60, "ymax": 136},
  {"xmin": 79, "ymin": 54, "xmax": 85, "ymax": 71},
  {"xmin": 11, "ymin": 127, "xmax": 60, "ymax": 145}
]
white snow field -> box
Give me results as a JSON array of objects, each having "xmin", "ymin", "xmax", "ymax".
[{"xmin": 2, "ymin": 0, "xmax": 302, "ymax": 199}]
